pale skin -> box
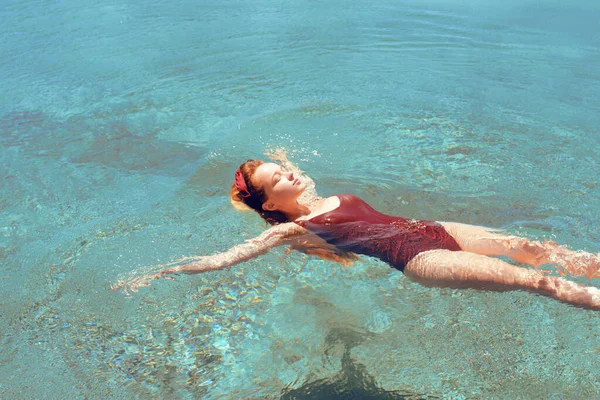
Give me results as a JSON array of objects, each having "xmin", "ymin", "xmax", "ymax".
[{"xmin": 114, "ymin": 149, "xmax": 600, "ymax": 310}]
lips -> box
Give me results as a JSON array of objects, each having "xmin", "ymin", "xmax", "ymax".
[{"xmin": 293, "ymin": 178, "xmax": 300, "ymax": 186}]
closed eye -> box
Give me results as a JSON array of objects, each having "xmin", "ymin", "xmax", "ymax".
[{"xmin": 273, "ymin": 168, "xmax": 287, "ymax": 185}]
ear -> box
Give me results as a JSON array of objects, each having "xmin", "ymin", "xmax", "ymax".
[{"xmin": 262, "ymin": 201, "xmax": 277, "ymax": 211}]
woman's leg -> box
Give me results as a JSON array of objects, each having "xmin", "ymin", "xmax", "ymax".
[
  {"xmin": 440, "ymin": 221, "xmax": 600, "ymax": 278},
  {"xmin": 404, "ymin": 250, "xmax": 600, "ymax": 310}
]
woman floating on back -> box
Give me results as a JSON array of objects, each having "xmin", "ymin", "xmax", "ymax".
[{"xmin": 115, "ymin": 149, "xmax": 600, "ymax": 310}]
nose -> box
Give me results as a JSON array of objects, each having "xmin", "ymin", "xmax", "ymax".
[{"xmin": 288, "ymin": 172, "xmax": 294, "ymax": 180}]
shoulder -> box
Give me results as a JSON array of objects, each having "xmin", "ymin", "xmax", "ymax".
[
  {"xmin": 257, "ymin": 222, "xmax": 309, "ymax": 242},
  {"xmin": 296, "ymin": 195, "xmax": 341, "ymax": 222},
  {"xmin": 321, "ymin": 195, "xmax": 342, "ymax": 210}
]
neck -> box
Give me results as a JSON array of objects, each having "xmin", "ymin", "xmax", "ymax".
[{"xmin": 278, "ymin": 201, "xmax": 311, "ymax": 221}]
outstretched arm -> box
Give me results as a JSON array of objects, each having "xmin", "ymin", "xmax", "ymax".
[
  {"xmin": 172, "ymin": 222, "xmax": 306, "ymax": 274},
  {"xmin": 266, "ymin": 148, "xmax": 320, "ymax": 203},
  {"xmin": 114, "ymin": 222, "xmax": 307, "ymax": 292}
]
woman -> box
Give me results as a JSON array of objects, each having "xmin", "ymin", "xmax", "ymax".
[{"xmin": 118, "ymin": 150, "xmax": 600, "ymax": 310}]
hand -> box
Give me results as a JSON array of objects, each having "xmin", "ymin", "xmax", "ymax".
[
  {"xmin": 111, "ymin": 267, "xmax": 180, "ymax": 294},
  {"xmin": 265, "ymin": 147, "xmax": 288, "ymax": 163}
]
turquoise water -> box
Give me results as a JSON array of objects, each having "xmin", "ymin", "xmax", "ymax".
[{"xmin": 1, "ymin": 0, "xmax": 600, "ymax": 398}]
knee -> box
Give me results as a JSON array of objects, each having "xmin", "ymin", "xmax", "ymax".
[
  {"xmin": 505, "ymin": 236, "xmax": 532, "ymax": 251},
  {"xmin": 506, "ymin": 237, "xmax": 550, "ymax": 267}
]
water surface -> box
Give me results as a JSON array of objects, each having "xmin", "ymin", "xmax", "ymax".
[{"xmin": 1, "ymin": 0, "xmax": 599, "ymax": 398}]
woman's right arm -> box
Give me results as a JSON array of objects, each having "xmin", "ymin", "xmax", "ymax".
[
  {"xmin": 171, "ymin": 222, "xmax": 306, "ymax": 274},
  {"xmin": 115, "ymin": 222, "xmax": 307, "ymax": 292}
]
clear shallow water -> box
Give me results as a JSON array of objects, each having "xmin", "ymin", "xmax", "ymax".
[{"xmin": 1, "ymin": 0, "xmax": 600, "ymax": 398}]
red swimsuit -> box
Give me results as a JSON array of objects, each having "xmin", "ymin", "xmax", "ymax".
[{"xmin": 294, "ymin": 194, "xmax": 461, "ymax": 271}]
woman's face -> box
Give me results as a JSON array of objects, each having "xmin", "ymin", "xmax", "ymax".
[{"xmin": 253, "ymin": 162, "xmax": 305, "ymax": 210}]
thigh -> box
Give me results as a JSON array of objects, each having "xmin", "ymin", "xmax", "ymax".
[
  {"xmin": 439, "ymin": 221, "xmax": 524, "ymax": 257},
  {"xmin": 404, "ymin": 249, "xmax": 543, "ymax": 291}
]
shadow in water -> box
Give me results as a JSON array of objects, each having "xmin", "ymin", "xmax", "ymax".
[{"xmin": 280, "ymin": 327, "xmax": 439, "ymax": 400}]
